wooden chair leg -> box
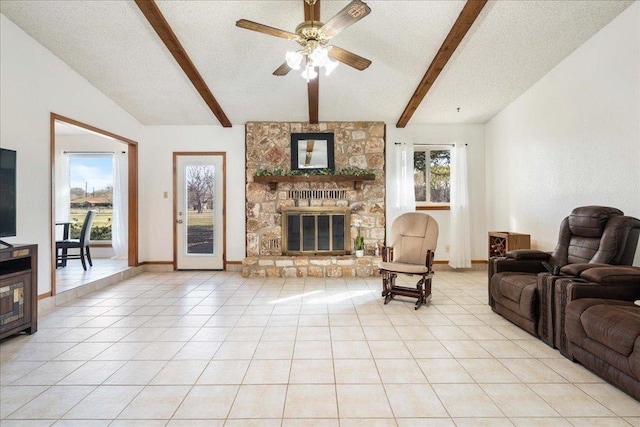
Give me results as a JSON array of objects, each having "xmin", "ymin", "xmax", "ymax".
[
  {"xmin": 424, "ymin": 276, "xmax": 432, "ymax": 301},
  {"xmin": 381, "ymin": 271, "xmax": 389, "ymax": 297},
  {"xmin": 383, "ymin": 272, "xmax": 396, "ymax": 304},
  {"xmin": 415, "ymin": 278, "xmax": 425, "ymax": 310},
  {"xmin": 382, "ymin": 272, "xmax": 435, "ymax": 309}
]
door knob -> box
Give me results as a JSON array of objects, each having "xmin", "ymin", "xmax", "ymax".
[{"xmin": 177, "ymin": 219, "xmax": 183, "ymax": 224}]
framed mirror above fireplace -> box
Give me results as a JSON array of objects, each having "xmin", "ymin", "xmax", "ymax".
[
  {"xmin": 281, "ymin": 207, "xmax": 350, "ymax": 256},
  {"xmin": 290, "ymin": 133, "xmax": 335, "ymax": 171}
]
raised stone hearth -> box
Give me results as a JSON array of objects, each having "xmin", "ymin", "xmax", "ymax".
[
  {"xmin": 242, "ymin": 255, "xmax": 382, "ymax": 278},
  {"xmin": 244, "ymin": 121, "xmax": 386, "ymax": 278}
]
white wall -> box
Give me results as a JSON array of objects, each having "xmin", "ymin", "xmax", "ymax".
[
  {"xmin": 0, "ymin": 15, "xmax": 143, "ymax": 295},
  {"xmin": 485, "ymin": 2, "xmax": 640, "ymax": 265},
  {"xmin": 140, "ymin": 126, "xmax": 245, "ymax": 263},
  {"xmin": 144, "ymin": 124, "xmax": 486, "ymax": 264},
  {"xmin": 386, "ymin": 125, "xmax": 486, "ymax": 261}
]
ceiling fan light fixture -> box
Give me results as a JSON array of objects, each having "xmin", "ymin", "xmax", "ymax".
[
  {"xmin": 285, "ymin": 51, "xmax": 303, "ymax": 70},
  {"xmin": 323, "ymin": 58, "xmax": 339, "ymax": 76},
  {"xmin": 301, "ymin": 64, "xmax": 318, "ymax": 81},
  {"xmin": 309, "ymin": 45, "xmax": 329, "ymax": 66},
  {"xmin": 289, "ymin": 45, "xmax": 338, "ymax": 79}
]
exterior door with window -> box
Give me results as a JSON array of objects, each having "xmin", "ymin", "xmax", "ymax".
[{"xmin": 174, "ymin": 154, "xmax": 225, "ymax": 270}]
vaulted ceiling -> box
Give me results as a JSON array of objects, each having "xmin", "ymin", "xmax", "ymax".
[{"xmin": 0, "ymin": 0, "xmax": 633, "ymax": 126}]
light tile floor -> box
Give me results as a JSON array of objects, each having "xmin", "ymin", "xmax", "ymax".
[
  {"xmin": 56, "ymin": 259, "xmax": 130, "ymax": 294},
  {"xmin": 1, "ymin": 270, "xmax": 639, "ymax": 426}
]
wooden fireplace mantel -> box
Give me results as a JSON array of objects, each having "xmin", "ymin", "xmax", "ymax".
[{"xmin": 253, "ymin": 174, "xmax": 375, "ymax": 191}]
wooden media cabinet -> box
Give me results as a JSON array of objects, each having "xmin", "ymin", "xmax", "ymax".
[{"xmin": 0, "ymin": 244, "xmax": 37, "ymax": 340}]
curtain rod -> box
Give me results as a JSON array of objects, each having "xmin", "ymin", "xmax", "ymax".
[
  {"xmin": 395, "ymin": 143, "xmax": 467, "ymax": 146},
  {"xmin": 63, "ymin": 151, "xmax": 126, "ymax": 154}
]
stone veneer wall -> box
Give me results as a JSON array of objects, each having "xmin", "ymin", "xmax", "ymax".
[{"xmin": 244, "ymin": 122, "xmax": 385, "ymax": 277}]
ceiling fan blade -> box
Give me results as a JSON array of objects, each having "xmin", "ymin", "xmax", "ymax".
[
  {"xmin": 328, "ymin": 46, "xmax": 371, "ymax": 70},
  {"xmin": 320, "ymin": 0, "xmax": 371, "ymax": 38},
  {"xmin": 273, "ymin": 61, "xmax": 292, "ymax": 76},
  {"xmin": 308, "ymin": 76, "xmax": 319, "ymax": 124},
  {"xmin": 236, "ymin": 19, "xmax": 297, "ymax": 40}
]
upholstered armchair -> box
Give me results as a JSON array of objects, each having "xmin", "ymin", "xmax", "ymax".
[
  {"xmin": 379, "ymin": 212, "xmax": 438, "ymax": 310},
  {"xmin": 488, "ymin": 206, "xmax": 640, "ymax": 337}
]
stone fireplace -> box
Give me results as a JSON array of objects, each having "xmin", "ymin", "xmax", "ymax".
[
  {"xmin": 281, "ymin": 207, "xmax": 350, "ymax": 256},
  {"xmin": 243, "ymin": 121, "xmax": 386, "ymax": 278}
]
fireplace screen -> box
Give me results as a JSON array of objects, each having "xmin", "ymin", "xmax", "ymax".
[{"xmin": 281, "ymin": 207, "xmax": 351, "ymax": 255}]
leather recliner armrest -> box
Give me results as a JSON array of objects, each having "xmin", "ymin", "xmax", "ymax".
[
  {"xmin": 506, "ymin": 249, "xmax": 551, "ymax": 261},
  {"xmin": 580, "ymin": 266, "xmax": 640, "ymax": 285},
  {"xmin": 491, "ymin": 257, "xmax": 550, "ymax": 275},
  {"xmin": 567, "ymin": 280, "xmax": 640, "ymax": 301},
  {"xmin": 559, "ymin": 263, "xmax": 611, "ymax": 277}
]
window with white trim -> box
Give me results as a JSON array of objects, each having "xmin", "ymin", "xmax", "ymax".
[
  {"xmin": 68, "ymin": 154, "xmax": 114, "ymax": 241},
  {"xmin": 413, "ymin": 146, "xmax": 450, "ymax": 207}
]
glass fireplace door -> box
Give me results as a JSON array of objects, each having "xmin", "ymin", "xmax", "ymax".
[{"xmin": 282, "ymin": 207, "xmax": 350, "ymax": 255}]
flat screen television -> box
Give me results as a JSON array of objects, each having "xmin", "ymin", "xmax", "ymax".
[{"xmin": 0, "ymin": 148, "xmax": 17, "ymax": 247}]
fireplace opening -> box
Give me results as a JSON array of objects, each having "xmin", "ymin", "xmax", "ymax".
[{"xmin": 281, "ymin": 207, "xmax": 351, "ymax": 255}]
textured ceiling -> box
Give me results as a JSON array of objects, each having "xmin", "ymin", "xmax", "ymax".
[{"xmin": 0, "ymin": 0, "xmax": 633, "ymax": 126}]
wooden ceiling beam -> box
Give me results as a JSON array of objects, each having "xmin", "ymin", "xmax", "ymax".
[
  {"xmin": 305, "ymin": 0, "xmax": 321, "ymax": 124},
  {"xmin": 396, "ymin": 0, "xmax": 487, "ymax": 128},
  {"xmin": 134, "ymin": 0, "xmax": 232, "ymax": 127}
]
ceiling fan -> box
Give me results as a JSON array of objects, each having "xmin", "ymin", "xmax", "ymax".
[{"xmin": 236, "ymin": 0, "xmax": 372, "ymax": 80}]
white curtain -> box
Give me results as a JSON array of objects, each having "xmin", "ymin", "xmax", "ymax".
[
  {"xmin": 111, "ymin": 152, "xmax": 128, "ymax": 260},
  {"xmin": 391, "ymin": 142, "xmax": 416, "ymax": 222},
  {"xmin": 448, "ymin": 143, "xmax": 472, "ymax": 269},
  {"xmin": 55, "ymin": 151, "xmax": 71, "ymax": 240}
]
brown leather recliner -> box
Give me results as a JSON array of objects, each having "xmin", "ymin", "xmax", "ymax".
[
  {"xmin": 566, "ymin": 273, "xmax": 640, "ymax": 401},
  {"xmin": 489, "ymin": 206, "xmax": 640, "ymax": 337},
  {"xmin": 537, "ymin": 262, "xmax": 618, "ymax": 348},
  {"xmin": 554, "ymin": 266, "xmax": 640, "ymax": 358}
]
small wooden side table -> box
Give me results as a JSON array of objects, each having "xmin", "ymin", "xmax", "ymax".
[{"xmin": 488, "ymin": 231, "xmax": 530, "ymax": 258}]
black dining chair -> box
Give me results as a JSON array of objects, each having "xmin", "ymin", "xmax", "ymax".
[{"xmin": 56, "ymin": 210, "xmax": 96, "ymax": 271}]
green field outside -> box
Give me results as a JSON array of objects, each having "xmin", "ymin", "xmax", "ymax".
[
  {"xmin": 67, "ymin": 207, "xmax": 213, "ymax": 246},
  {"xmin": 187, "ymin": 208, "xmax": 214, "ymax": 254},
  {"xmin": 70, "ymin": 208, "xmax": 112, "ymax": 240}
]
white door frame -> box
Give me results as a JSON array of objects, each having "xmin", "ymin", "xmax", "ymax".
[{"xmin": 173, "ymin": 152, "xmax": 226, "ymax": 270}]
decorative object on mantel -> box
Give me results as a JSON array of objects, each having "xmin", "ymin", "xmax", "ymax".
[
  {"xmin": 254, "ymin": 167, "xmax": 376, "ymax": 191},
  {"xmin": 291, "ymin": 132, "xmax": 335, "ymax": 171},
  {"xmin": 255, "ymin": 166, "xmax": 375, "ymax": 177}
]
